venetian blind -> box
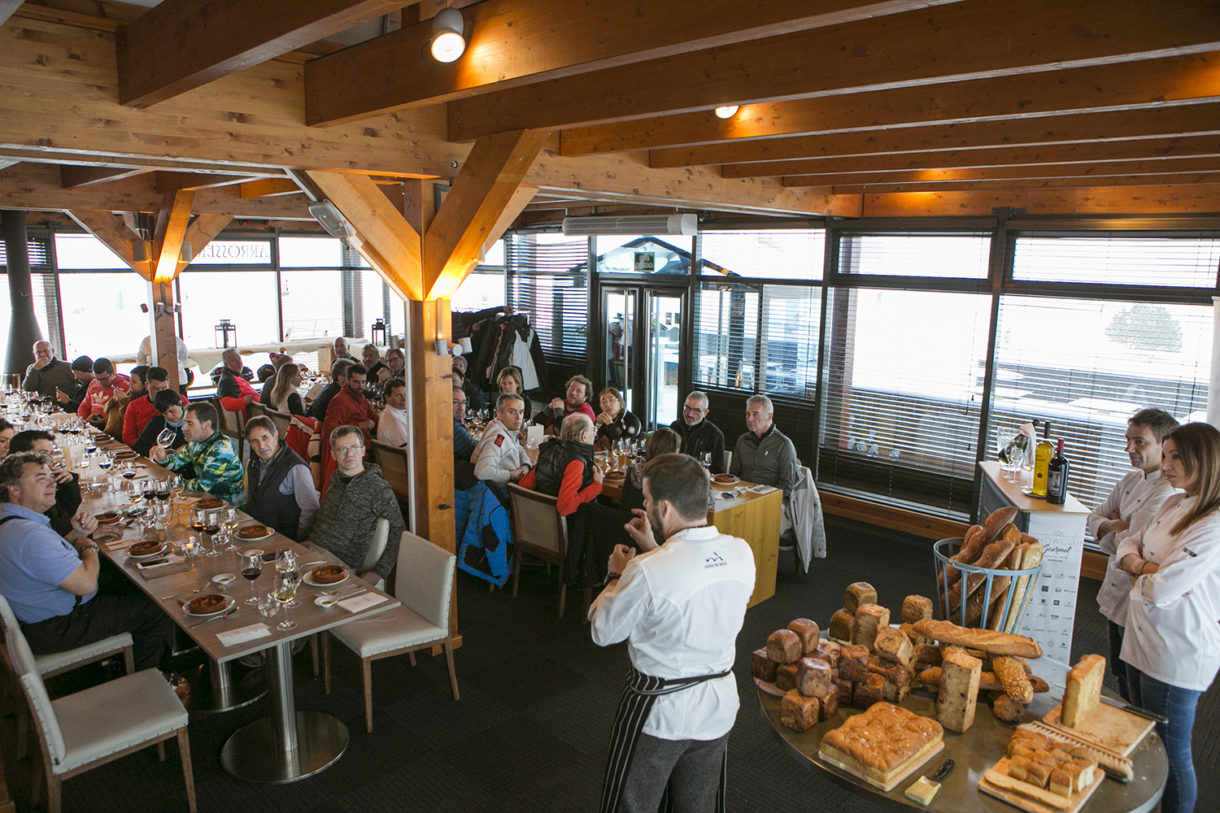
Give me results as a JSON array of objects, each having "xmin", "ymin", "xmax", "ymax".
[{"xmin": 505, "ymin": 233, "xmax": 589, "ymax": 365}]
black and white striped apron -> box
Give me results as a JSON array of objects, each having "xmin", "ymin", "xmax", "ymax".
[{"xmin": 599, "ymin": 665, "xmax": 730, "ymax": 813}]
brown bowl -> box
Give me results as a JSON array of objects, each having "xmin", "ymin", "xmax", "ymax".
[
  {"xmin": 114, "ymin": 450, "xmax": 139, "ymax": 460},
  {"xmin": 237, "ymin": 524, "xmax": 269, "ymax": 540},
  {"xmin": 711, "ymin": 474, "xmax": 740, "ymax": 489},
  {"xmin": 186, "ymin": 594, "xmax": 228, "ymax": 614},
  {"xmin": 311, "ymin": 565, "xmax": 348, "ymax": 585},
  {"xmin": 195, "ymin": 497, "xmax": 225, "ymax": 510},
  {"xmin": 94, "ymin": 511, "xmax": 121, "ymax": 525},
  {"xmin": 128, "ymin": 540, "xmax": 165, "ymax": 557}
]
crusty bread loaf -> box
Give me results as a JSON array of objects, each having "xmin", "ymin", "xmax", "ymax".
[
  {"xmin": 914, "ymin": 644, "xmax": 942, "ymax": 668},
  {"xmin": 874, "ymin": 627, "xmax": 914, "ymax": 668},
  {"xmin": 819, "ymin": 684, "xmax": 839, "ymax": 721},
  {"xmin": 766, "ymin": 629, "xmax": 803, "ymax": 664},
  {"xmin": 913, "ymin": 619, "xmax": 1042, "ymax": 658},
  {"xmin": 983, "ymin": 506, "xmax": 1020, "ymax": 542},
  {"xmin": 1062, "ymin": 654, "xmax": 1106, "ymax": 728},
  {"xmin": 901, "ymin": 595, "xmax": 934, "ymax": 625},
  {"xmin": 945, "ymin": 524, "xmax": 986, "ymax": 589},
  {"xmin": 852, "ymin": 603, "xmax": 890, "ymax": 650},
  {"xmin": 883, "ymin": 672, "xmax": 911, "ymax": 703},
  {"xmin": 780, "ymin": 689, "xmax": 820, "ymax": 732},
  {"xmin": 936, "ymin": 648, "xmax": 982, "ymax": 733},
  {"xmin": 919, "ymin": 666, "xmax": 1007, "ymax": 694},
  {"xmin": 853, "ymin": 673, "xmax": 884, "ymax": 708},
  {"xmin": 844, "ymin": 581, "xmax": 878, "ymax": 614},
  {"xmin": 787, "ymin": 618, "xmax": 821, "ymax": 655},
  {"xmin": 828, "ymin": 608, "xmax": 855, "ymax": 642},
  {"xmin": 751, "ymin": 648, "xmax": 778, "ymax": 682},
  {"xmin": 776, "ymin": 663, "xmax": 799, "ymax": 692},
  {"xmin": 1003, "ymin": 541, "xmax": 1044, "ymax": 634},
  {"xmin": 992, "ymin": 656, "xmax": 1034, "ymax": 704},
  {"xmin": 819, "ymin": 702, "xmax": 943, "ymax": 782},
  {"xmin": 838, "ymin": 644, "xmax": 870, "ymax": 683},
  {"xmin": 992, "ymin": 693, "xmax": 1026, "ymax": 724},
  {"xmin": 797, "ymin": 657, "xmax": 834, "ymax": 700}
]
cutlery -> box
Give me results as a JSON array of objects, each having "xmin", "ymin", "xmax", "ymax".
[
  {"xmin": 188, "ymin": 605, "xmax": 238, "ymax": 630},
  {"xmin": 326, "ymin": 587, "xmax": 367, "ymax": 601},
  {"xmin": 1098, "ymin": 694, "xmax": 1168, "ymax": 724}
]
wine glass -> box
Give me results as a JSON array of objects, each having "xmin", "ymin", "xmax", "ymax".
[
  {"xmin": 241, "ymin": 552, "xmax": 263, "ymax": 605},
  {"xmin": 203, "ymin": 510, "xmax": 221, "ymax": 557},
  {"xmin": 273, "ymin": 572, "xmax": 300, "ymax": 630},
  {"xmin": 156, "ymin": 425, "xmax": 176, "ymax": 454},
  {"xmin": 222, "ymin": 507, "xmax": 240, "ymax": 551},
  {"xmin": 275, "ymin": 550, "xmax": 301, "ymax": 607}
]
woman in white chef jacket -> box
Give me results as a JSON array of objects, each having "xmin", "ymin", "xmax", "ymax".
[{"xmin": 1116, "ymin": 421, "xmax": 1220, "ymax": 813}]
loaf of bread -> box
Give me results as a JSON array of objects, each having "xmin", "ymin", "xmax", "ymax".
[
  {"xmin": 853, "ymin": 603, "xmax": 890, "ymax": 650},
  {"xmin": 983, "ymin": 506, "xmax": 1020, "ymax": 542},
  {"xmin": 914, "ymin": 644, "xmax": 942, "ymax": 668},
  {"xmin": 780, "ymin": 690, "xmax": 820, "ymax": 732},
  {"xmin": 797, "ymin": 657, "xmax": 834, "ymax": 700},
  {"xmin": 992, "ymin": 656, "xmax": 1034, "ymax": 704},
  {"xmin": 811, "ymin": 640, "xmax": 841, "ymax": 668},
  {"xmin": 819, "ymin": 684, "xmax": 839, "ymax": 721},
  {"xmin": 775, "ymin": 663, "xmax": 799, "ymax": 692},
  {"xmin": 828, "ymin": 608, "xmax": 855, "ymax": 642},
  {"xmin": 838, "ymin": 644, "xmax": 870, "ymax": 683},
  {"xmin": 936, "ymin": 648, "xmax": 981, "ymax": 733},
  {"xmin": 1003, "ymin": 541, "xmax": 1044, "ymax": 633},
  {"xmin": 787, "ymin": 618, "xmax": 821, "ymax": 655},
  {"xmin": 751, "ymin": 648, "xmax": 778, "ymax": 682},
  {"xmin": 853, "ymin": 673, "xmax": 884, "ymax": 708},
  {"xmin": 766, "ymin": 629, "xmax": 803, "ymax": 664},
  {"xmin": 992, "ymin": 693, "xmax": 1026, "ymax": 723},
  {"xmin": 883, "ymin": 672, "xmax": 911, "ymax": 703},
  {"xmin": 1062, "ymin": 654, "xmax": 1105, "ymax": 728},
  {"xmin": 819, "ymin": 702, "xmax": 944, "ymax": 784},
  {"xmin": 874, "ymin": 627, "xmax": 914, "ymax": 668},
  {"xmin": 913, "ymin": 619, "xmax": 1042, "ymax": 658},
  {"xmin": 844, "ymin": 581, "xmax": 877, "ymax": 614},
  {"xmin": 901, "ymin": 595, "xmax": 933, "ymax": 625}
]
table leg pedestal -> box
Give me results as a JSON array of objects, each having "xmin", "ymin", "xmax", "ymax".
[
  {"xmin": 186, "ymin": 659, "xmax": 266, "ymax": 714},
  {"xmin": 220, "ymin": 641, "xmax": 349, "ymax": 783}
]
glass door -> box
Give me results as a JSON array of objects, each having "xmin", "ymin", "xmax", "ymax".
[
  {"xmin": 644, "ymin": 292, "xmax": 683, "ymax": 429},
  {"xmin": 601, "ymin": 288, "xmax": 637, "ymax": 409},
  {"xmin": 600, "ymin": 286, "xmax": 686, "ymax": 429}
]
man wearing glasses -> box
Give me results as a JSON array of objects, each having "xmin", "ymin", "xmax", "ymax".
[
  {"xmin": 670, "ymin": 391, "xmax": 726, "ymax": 474},
  {"xmin": 306, "ymin": 425, "xmax": 404, "ymax": 583}
]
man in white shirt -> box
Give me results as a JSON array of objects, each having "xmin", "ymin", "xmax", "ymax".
[
  {"xmin": 589, "ymin": 453, "xmax": 754, "ymax": 813},
  {"xmin": 472, "ymin": 393, "xmax": 531, "ymax": 490},
  {"xmin": 376, "ymin": 378, "xmax": 409, "ymax": 447},
  {"xmin": 137, "ymin": 334, "xmax": 190, "ymax": 390},
  {"xmin": 1086, "ymin": 407, "xmax": 1177, "ymax": 700}
]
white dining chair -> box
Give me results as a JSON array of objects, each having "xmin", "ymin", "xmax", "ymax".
[
  {"xmin": 323, "ymin": 530, "xmax": 459, "ymax": 733},
  {"xmin": 0, "ymin": 594, "xmax": 134, "ymax": 680}
]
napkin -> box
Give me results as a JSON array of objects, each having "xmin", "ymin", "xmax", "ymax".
[
  {"xmin": 216, "ymin": 623, "xmax": 272, "ymax": 647},
  {"xmin": 526, "ymin": 425, "xmax": 544, "ymax": 447},
  {"xmin": 749, "ymin": 484, "xmax": 778, "ymax": 495},
  {"xmin": 103, "ymin": 533, "xmax": 141, "ymax": 551},
  {"xmin": 340, "ymin": 593, "xmax": 389, "ymax": 613}
]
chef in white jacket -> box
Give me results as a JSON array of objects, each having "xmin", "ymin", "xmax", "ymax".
[{"xmin": 1115, "ymin": 422, "xmax": 1220, "ymax": 813}]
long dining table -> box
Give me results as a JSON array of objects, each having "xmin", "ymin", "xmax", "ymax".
[{"xmin": 75, "ymin": 430, "xmax": 399, "ymax": 784}]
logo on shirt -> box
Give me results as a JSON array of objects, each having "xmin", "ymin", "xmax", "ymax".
[
  {"xmin": 494, "ymin": 435, "xmax": 504, "ymax": 448},
  {"xmin": 704, "ymin": 551, "xmax": 726, "ymax": 569}
]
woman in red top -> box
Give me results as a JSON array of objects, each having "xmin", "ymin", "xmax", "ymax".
[{"xmin": 520, "ymin": 413, "xmax": 603, "ymax": 516}]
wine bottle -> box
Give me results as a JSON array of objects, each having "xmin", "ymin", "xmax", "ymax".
[
  {"xmin": 1032, "ymin": 421, "xmax": 1053, "ymax": 498},
  {"xmin": 1047, "ymin": 438, "xmax": 1069, "ymax": 505}
]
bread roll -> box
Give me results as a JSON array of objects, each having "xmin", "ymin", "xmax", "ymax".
[
  {"xmin": 751, "ymin": 648, "xmax": 778, "ymax": 682},
  {"xmin": 852, "ymin": 603, "xmax": 890, "ymax": 650},
  {"xmin": 780, "ymin": 690, "xmax": 820, "ymax": 732},
  {"xmin": 838, "ymin": 644, "xmax": 869, "ymax": 683},
  {"xmin": 797, "ymin": 657, "xmax": 834, "ymax": 700},
  {"xmin": 828, "ymin": 608, "xmax": 854, "ymax": 642},
  {"xmin": 901, "ymin": 595, "xmax": 934, "ymax": 625},
  {"xmin": 992, "ymin": 694, "xmax": 1026, "ymax": 724},
  {"xmin": 844, "ymin": 582, "xmax": 877, "ymax": 614},
  {"xmin": 787, "ymin": 618, "xmax": 821, "ymax": 655},
  {"xmin": 874, "ymin": 627, "xmax": 914, "ymax": 668},
  {"xmin": 776, "ymin": 663, "xmax": 799, "ymax": 692},
  {"xmin": 766, "ymin": 629, "xmax": 803, "ymax": 664},
  {"xmin": 811, "ymin": 640, "xmax": 841, "ymax": 668},
  {"xmin": 853, "ymin": 673, "xmax": 884, "ymax": 708}
]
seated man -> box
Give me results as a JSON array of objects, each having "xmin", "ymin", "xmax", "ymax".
[
  {"xmin": 362, "ymin": 343, "xmax": 383, "ymax": 380},
  {"xmin": 133, "ymin": 389, "xmax": 188, "ymax": 458},
  {"xmin": 332, "ymin": 337, "xmax": 358, "ymax": 364},
  {"xmin": 150, "ymin": 401, "xmax": 245, "ymax": 505},
  {"xmin": 22, "ymin": 341, "xmax": 75, "ymax": 400},
  {"xmin": 452, "ymin": 386, "xmax": 478, "ymax": 490},
  {"xmin": 534, "ymin": 374, "xmax": 596, "ymax": 434},
  {"xmin": 452, "ymin": 355, "xmax": 486, "ymax": 412},
  {"xmin": 8, "ymin": 431, "xmax": 81, "ymax": 537},
  {"xmin": 244, "ymin": 416, "xmax": 319, "ymax": 541},
  {"xmin": 730, "ymin": 394, "xmax": 805, "ymax": 538},
  {"xmin": 309, "ymin": 358, "xmax": 352, "ymax": 421},
  {"xmin": 376, "ymin": 348, "xmax": 405, "ymax": 385},
  {"xmin": 76, "ymin": 357, "xmax": 131, "ymax": 427},
  {"xmin": 320, "ymin": 363, "xmax": 377, "ymax": 489},
  {"xmin": 376, "ymin": 378, "xmax": 409, "ymax": 447},
  {"xmin": 216, "ymin": 348, "xmax": 258, "ymax": 412},
  {"xmin": 670, "ymin": 390, "xmax": 726, "ymax": 474},
  {"xmin": 122, "ymin": 366, "xmax": 188, "ymax": 445},
  {"xmin": 521, "ymin": 414, "xmax": 603, "ymax": 516},
  {"xmin": 0, "ymin": 453, "xmax": 174, "ymax": 671},
  {"xmin": 473, "ymin": 393, "xmax": 532, "ymax": 489},
  {"xmin": 307, "ymin": 426, "xmax": 403, "ymax": 582},
  {"xmin": 56, "ymin": 356, "xmax": 94, "ymax": 413}
]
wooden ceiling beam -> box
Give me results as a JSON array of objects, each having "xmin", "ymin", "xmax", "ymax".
[
  {"xmin": 60, "ymin": 165, "xmax": 153, "ymax": 188},
  {"xmin": 833, "ymin": 173, "xmax": 1220, "ymax": 194},
  {"xmin": 305, "ymin": 0, "xmax": 963, "ymax": 126},
  {"xmin": 176, "ymin": 213, "xmax": 233, "ymax": 275},
  {"xmin": 648, "ymin": 104, "xmax": 1220, "ymax": 169},
  {"xmin": 561, "ymin": 53, "xmax": 1220, "ymax": 157},
  {"xmin": 424, "ymin": 130, "xmax": 548, "ymax": 300},
  {"xmin": 304, "ymin": 170, "xmax": 425, "ymax": 301},
  {"xmin": 151, "ymin": 178, "xmax": 195, "ymax": 283},
  {"xmin": 116, "ymin": 0, "xmax": 406, "ymax": 107},
  {"xmin": 725, "ymin": 135, "xmax": 1220, "ymax": 179},
  {"xmin": 449, "ymin": 0, "xmax": 1220, "ymax": 139},
  {"xmin": 65, "ymin": 209, "xmax": 150, "ymax": 279},
  {"xmin": 240, "ymin": 178, "xmax": 303, "ymax": 198},
  {"xmin": 781, "ymin": 157, "xmax": 1220, "ymax": 187},
  {"xmin": 857, "ymin": 185, "xmax": 1220, "ymax": 217}
]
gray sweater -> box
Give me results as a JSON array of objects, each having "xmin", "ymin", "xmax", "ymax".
[{"xmin": 307, "ymin": 463, "xmax": 404, "ymax": 580}]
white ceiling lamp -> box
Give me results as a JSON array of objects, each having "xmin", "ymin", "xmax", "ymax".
[
  {"xmin": 714, "ymin": 105, "xmax": 739, "ymax": 119},
  {"xmin": 431, "ymin": 8, "xmax": 466, "ymax": 63}
]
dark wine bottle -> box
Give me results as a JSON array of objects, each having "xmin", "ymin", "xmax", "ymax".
[{"xmin": 1047, "ymin": 438, "xmax": 1069, "ymax": 505}]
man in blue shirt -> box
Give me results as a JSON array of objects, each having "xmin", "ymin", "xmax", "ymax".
[{"xmin": 0, "ymin": 453, "xmax": 173, "ymax": 670}]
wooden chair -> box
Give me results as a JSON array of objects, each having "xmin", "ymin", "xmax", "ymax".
[
  {"xmin": 371, "ymin": 439, "xmax": 411, "ymax": 503},
  {"xmin": 2, "ymin": 624, "xmax": 195, "ymax": 813},
  {"xmin": 323, "ymin": 531, "xmax": 459, "ymax": 733},
  {"xmin": 262, "ymin": 406, "xmax": 293, "ymax": 439},
  {"xmin": 213, "ymin": 396, "xmax": 247, "ymax": 460},
  {"xmin": 507, "ymin": 483, "xmax": 572, "ymax": 619}
]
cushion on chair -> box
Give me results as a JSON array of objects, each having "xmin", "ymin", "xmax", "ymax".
[
  {"xmin": 330, "ymin": 605, "xmax": 446, "ymax": 659},
  {"xmin": 51, "ymin": 669, "xmax": 187, "ymax": 774},
  {"xmin": 19, "ymin": 672, "xmax": 66, "ymax": 765},
  {"xmin": 4, "ymin": 625, "xmax": 38, "ymax": 676},
  {"xmin": 395, "ymin": 532, "xmax": 455, "ymax": 629},
  {"xmin": 34, "ymin": 633, "xmax": 132, "ymax": 676}
]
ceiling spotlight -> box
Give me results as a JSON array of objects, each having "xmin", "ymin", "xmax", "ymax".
[
  {"xmin": 431, "ymin": 8, "xmax": 466, "ymax": 63},
  {"xmin": 714, "ymin": 105, "xmax": 739, "ymax": 119}
]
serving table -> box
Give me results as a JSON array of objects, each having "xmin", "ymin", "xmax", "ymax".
[
  {"xmin": 757, "ymin": 662, "xmax": 1167, "ymax": 812},
  {"xmin": 81, "ymin": 446, "xmax": 399, "ymax": 784}
]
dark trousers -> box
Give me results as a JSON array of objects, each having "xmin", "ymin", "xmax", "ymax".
[
  {"xmin": 618, "ymin": 733, "xmax": 727, "ymax": 813},
  {"xmin": 1126, "ymin": 664, "xmax": 1202, "ymax": 813},
  {"xmin": 21, "ymin": 593, "xmax": 175, "ymax": 672},
  {"xmin": 1106, "ymin": 620, "xmax": 1130, "ymax": 701}
]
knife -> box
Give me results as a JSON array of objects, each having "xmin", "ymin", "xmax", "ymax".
[
  {"xmin": 1098, "ymin": 694, "xmax": 1168, "ymax": 724},
  {"xmin": 188, "ymin": 605, "xmax": 238, "ymax": 630}
]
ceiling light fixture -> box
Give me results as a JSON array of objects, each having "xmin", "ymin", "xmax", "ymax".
[
  {"xmin": 714, "ymin": 105, "xmax": 739, "ymax": 119},
  {"xmin": 431, "ymin": 8, "xmax": 466, "ymax": 63}
]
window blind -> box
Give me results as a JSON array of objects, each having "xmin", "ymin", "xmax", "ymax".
[
  {"xmin": 505, "ymin": 233, "xmax": 589, "ymax": 365},
  {"xmin": 839, "ymin": 232, "xmax": 991, "ymax": 280},
  {"xmin": 692, "ymin": 281, "xmax": 759, "ymax": 392},
  {"xmin": 281, "ymin": 270, "xmax": 344, "ymax": 342},
  {"xmin": 1012, "ymin": 235, "xmax": 1220, "ymax": 287},
  {"xmin": 700, "ymin": 229, "xmax": 825, "ymax": 280}
]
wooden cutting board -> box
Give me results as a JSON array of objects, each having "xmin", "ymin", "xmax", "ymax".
[
  {"xmin": 980, "ymin": 757, "xmax": 1104, "ymax": 813},
  {"xmin": 817, "ymin": 739, "xmax": 944, "ymax": 792},
  {"xmin": 1042, "ymin": 701, "xmax": 1155, "ymax": 756}
]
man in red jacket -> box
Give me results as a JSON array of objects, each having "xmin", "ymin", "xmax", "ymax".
[
  {"xmin": 121, "ymin": 366, "xmax": 188, "ymax": 445},
  {"xmin": 76, "ymin": 358, "xmax": 130, "ymax": 427},
  {"xmin": 217, "ymin": 348, "xmax": 257, "ymax": 412}
]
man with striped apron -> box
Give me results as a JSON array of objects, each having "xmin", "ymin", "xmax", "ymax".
[{"xmin": 589, "ymin": 454, "xmax": 755, "ymax": 812}]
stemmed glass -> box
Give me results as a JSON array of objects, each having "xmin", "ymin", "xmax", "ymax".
[
  {"xmin": 156, "ymin": 426, "xmax": 176, "ymax": 456},
  {"xmin": 241, "ymin": 552, "xmax": 263, "ymax": 605},
  {"xmin": 222, "ymin": 507, "xmax": 240, "ymax": 552},
  {"xmin": 203, "ymin": 510, "xmax": 221, "ymax": 557},
  {"xmin": 168, "ymin": 474, "xmax": 184, "ymax": 515},
  {"xmin": 273, "ymin": 572, "xmax": 300, "ymax": 630},
  {"xmin": 275, "ymin": 550, "xmax": 301, "ymax": 608}
]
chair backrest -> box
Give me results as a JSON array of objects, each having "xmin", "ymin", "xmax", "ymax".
[
  {"xmin": 248, "ymin": 402, "xmax": 266, "ymax": 420},
  {"xmin": 263, "ymin": 407, "xmax": 292, "ymax": 439},
  {"xmin": 0, "ymin": 593, "xmax": 19, "ymax": 635},
  {"xmin": 394, "ymin": 531, "xmax": 455, "ymax": 630},
  {"xmin": 214, "ymin": 397, "xmax": 246, "ymax": 438},
  {"xmin": 360, "ymin": 517, "xmax": 390, "ymax": 575},
  {"xmin": 372, "ymin": 440, "xmax": 411, "ymax": 502},
  {"xmin": 507, "ymin": 483, "xmax": 567, "ymax": 557},
  {"xmin": 3, "ymin": 623, "xmax": 66, "ymax": 765}
]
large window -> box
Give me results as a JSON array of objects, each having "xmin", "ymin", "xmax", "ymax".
[
  {"xmin": 506, "ymin": 232, "xmax": 588, "ymax": 365},
  {"xmin": 178, "ymin": 270, "xmax": 281, "ymax": 348}
]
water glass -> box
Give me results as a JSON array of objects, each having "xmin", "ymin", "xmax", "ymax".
[{"xmin": 257, "ymin": 593, "xmax": 279, "ymax": 619}]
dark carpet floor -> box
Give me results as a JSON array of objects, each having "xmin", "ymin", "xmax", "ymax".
[{"xmin": 3, "ymin": 515, "xmax": 1217, "ymax": 811}]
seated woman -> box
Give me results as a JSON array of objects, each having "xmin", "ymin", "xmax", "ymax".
[
  {"xmin": 266, "ymin": 362, "xmax": 306, "ymax": 416},
  {"xmin": 494, "ymin": 366, "xmax": 540, "ymax": 417},
  {"xmin": 1116, "ymin": 422, "xmax": 1220, "ymax": 813},
  {"xmin": 520, "ymin": 413, "xmax": 603, "ymax": 517},
  {"xmin": 594, "ymin": 387, "xmax": 641, "ymax": 449},
  {"xmin": 133, "ymin": 389, "xmax": 188, "ymax": 458},
  {"xmin": 619, "ymin": 427, "xmax": 681, "ymax": 513},
  {"xmin": 0, "ymin": 419, "xmax": 14, "ymax": 457}
]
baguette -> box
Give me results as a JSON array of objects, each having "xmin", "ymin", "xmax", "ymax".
[
  {"xmin": 982, "ymin": 506, "xmax": 1019, "ymax": 542},
  {"xmin": 945, "ymin": 524, "xmax": 987, "ymax": 589},
  {"xmin": 913, "ymin": 619, "xmax": 1042, "ymax": 658},
  {"xmin": 1001, "ymin": 523, "xmax": 1023, "ymax": 544},
  {"xmin": 1003, "ymin": 542, "xmax": 1045, "ymax": 634}
]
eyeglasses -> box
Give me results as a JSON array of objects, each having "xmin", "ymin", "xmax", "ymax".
[{"xmin": 334, "ymin": 444, "xmax": 364, "ymax": 455}]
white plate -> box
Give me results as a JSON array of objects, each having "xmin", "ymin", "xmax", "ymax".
[
  {"xmin": 183, "ymin": 595, "xmax": 236, "ymax": 618},
  {"xmin": 235, "ymin": 527, "xmax": 273, "ymax": 542},
  {"xmin": 245, "ymin": 549, "xmax": 264, "ymax": 557},
  {"xmin": 303, "ymin": 567, "xmax": 349, "ymax": 588},
  {"xmin": 212, "ymin": 573, "xmax": 237, "ymax": 586},
  {"xmin": 127, "ymin": 543, "xmax": 168, "ymax": 561},
  {"xmin": 314, "ymin": 595, "xmax": 338, "ymax": 609}
]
